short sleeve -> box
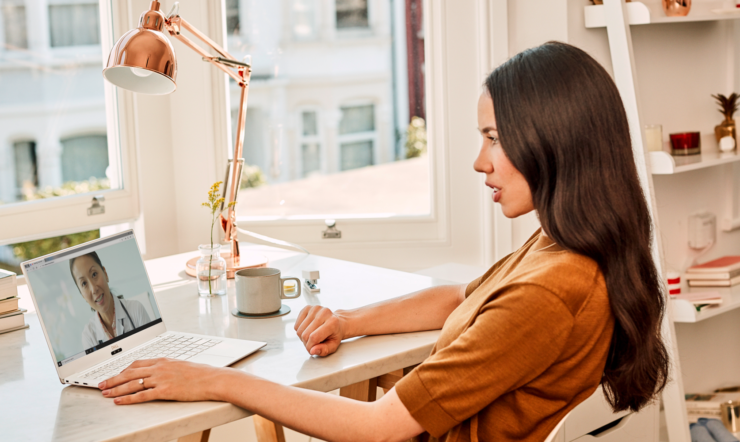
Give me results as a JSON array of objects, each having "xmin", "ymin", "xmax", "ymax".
[
  {"xmin": 395, "ymin": 285, "xmax": 574, "ymax": 437},
  {"xmin": 465, "ymin": 265, "xmax": 497, "ymax": 297}
]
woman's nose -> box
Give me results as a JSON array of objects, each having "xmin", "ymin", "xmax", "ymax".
[{"xmin": 473, "ymin": 146, "xmax": 493, "ymax": 174}]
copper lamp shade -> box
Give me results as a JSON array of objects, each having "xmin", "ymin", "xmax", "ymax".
[{"xmin": 103, "ymin": 1, "xmax": 177, "ymax": 95}]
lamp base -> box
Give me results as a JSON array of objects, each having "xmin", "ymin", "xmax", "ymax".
[{"xmin": 186, "ymin": 252, "xmax": 268, "ymax": 279}]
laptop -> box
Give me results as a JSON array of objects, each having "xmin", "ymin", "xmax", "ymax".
[{"xmin": 22, "ymin": 230, "xmax": 266, "ymax": 388}]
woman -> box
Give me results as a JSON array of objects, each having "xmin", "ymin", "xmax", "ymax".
[
  {"xmin": 70, "ymin": 251, "xmax": 151, "ymax": 349},
  {"xmin": 98, "ymin": 42, "xmax": 668, "ymax": 441}
]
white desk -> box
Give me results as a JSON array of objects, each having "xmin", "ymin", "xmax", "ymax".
[{"xmin": 0, "ymin": 246, "xmax": 447, "ymax": 441}]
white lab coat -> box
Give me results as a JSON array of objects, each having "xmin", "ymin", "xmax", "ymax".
[{"xmin": 81, "ymin": 295, "xmax": 151, "ymax": 349}]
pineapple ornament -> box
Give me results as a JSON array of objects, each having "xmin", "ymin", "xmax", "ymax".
[{"xmin": 712, "ymin": 93, "xmax": 738, "ymax": 149}]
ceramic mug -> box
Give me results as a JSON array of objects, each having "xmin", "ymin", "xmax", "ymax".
[{"xmin": 235, "ymin": 268, "xmax": 301, "ymax": 315}]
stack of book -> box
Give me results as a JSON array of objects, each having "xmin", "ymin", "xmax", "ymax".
[
  {"xmin": 686, "ymin": 256, "xmax": 740, "ymax": 288},
  {"xmin": 0, "ymin": 269, "xmax": 27, "ymax": 335}
]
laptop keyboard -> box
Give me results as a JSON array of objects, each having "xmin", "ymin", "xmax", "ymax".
[{"xmin": 81, "ymin": 335, "xmax": 223, "ymax": 381}]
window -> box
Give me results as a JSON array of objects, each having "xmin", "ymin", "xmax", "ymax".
[
  {"xmin": 336, "ymin": 0, "xmax": 368, "ymax": 29},
  {"xmin": 48, "ymin": 3, "xmax": 100, "ymax": 47},
  {"xmin": 338, "ymin": 104, "xmax": 375, "ymax": 171},
  {"xmin": 225, "ymin": 0, "xmax": 240, "ymax": 36},
  {"xmin": 0, "ymin": 0, "xmax": 139, "ymax": 247},
  {"xmin": 300, "ymin": 110, "xmax": 321, "ymax": 177},
  {"xmin": 292, "ymin": 0, "xmax": 317, "ymax": 40},
  {"xmin": 12, "ymin": 141, "xmax": 37, "ymax": 200},
  {"xmin": 1, "ymin": 0, "xmax": 27, "ymax": 50}
]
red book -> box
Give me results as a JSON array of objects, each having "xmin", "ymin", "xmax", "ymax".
[{"xmin": 688, "ymin": 256, "xmax": 740, "ymax": 274}]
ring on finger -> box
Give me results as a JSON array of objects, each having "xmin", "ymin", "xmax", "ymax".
[{"xmin": 138, "ymin": 378, "xmax": 147, "ymax": 391}]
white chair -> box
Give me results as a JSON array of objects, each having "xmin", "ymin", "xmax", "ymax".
[{"xmin": 544, "ymin": 413, "xmax": 570, "ymax": 442}]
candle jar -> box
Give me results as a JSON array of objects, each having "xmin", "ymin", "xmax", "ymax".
[
  {"xmin": 669, "ymin": 132, "xmax": 701, "ymax": 156},
  {"xmin": 196, "ymin": 244, "xmax": 228, "ymax": 297},
  {"xmin": 644, "ymin": 124, "xmax": 664, "ymax": 152},
  {"xmin": 662, "ymin": 0, "xmax": 691, "ymax": 17}
]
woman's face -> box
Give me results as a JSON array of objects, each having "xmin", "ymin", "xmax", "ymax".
[
  {"xmin": 72, "ymin": 256, "xmax": 112, "ymax": 314},
  {"xmin": 474, "ymin": 93, "xmax": 535, "ymax": 218}
]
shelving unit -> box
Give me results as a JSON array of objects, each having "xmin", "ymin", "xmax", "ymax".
[
  {"xmin": 672, "ymin": 285, "xmax": 740, "ymax": 322},
  {"xmin": 585, "ymin": 1, "xmax": 740, "ymax": 28},
  {"xmin": 650, "ymin": 149, "xmax": 740, "ymax": 174},
  {"xmin": 590, "ymin": 1, "xmax": 740, "ymax": 441}
]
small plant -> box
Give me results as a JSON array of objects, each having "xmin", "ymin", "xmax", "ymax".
[
  {"xmin": 405, "ymin": 116, "xmax": 427, "ymax": 159},
  {"xmin": 712, "ymin": 93, "xmax": 739, "ymax": 122},
  {"xmin": 202, "ymin": 181, "xmax": 235, "ymax": 295}
]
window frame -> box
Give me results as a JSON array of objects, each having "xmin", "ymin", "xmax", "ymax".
[
  {"xmin": 212, "ymin": 0, "xmax": 481, "ymax": 263},
  {"xmin": 0, "ymin": 0, "xmax": 140, "ymax": 246}
]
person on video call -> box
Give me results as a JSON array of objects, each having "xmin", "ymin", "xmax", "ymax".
[{"xmin": 70, "ymin": 251, "xmax": 151, "ymax": 349}]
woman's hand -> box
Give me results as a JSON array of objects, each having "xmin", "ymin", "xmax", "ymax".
[
  {"xmin": 98, "ymin": 358, "xmax": 230, "ymax": 405},
  {"xmin": 294, "ymin": 306, "xmax": 349, "ymax": 357}
]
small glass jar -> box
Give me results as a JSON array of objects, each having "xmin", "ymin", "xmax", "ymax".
[{"xmin": 196, "ymin": 244, "xmax": 227, "ymax": 297}]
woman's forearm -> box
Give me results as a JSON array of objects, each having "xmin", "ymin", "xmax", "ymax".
[
  {"xmin": 338, "ymin": 284, "xmax": 466, "ymax": 339},
  {"xmin": 215, "ymin": 370, "xmax": 423, "ymax": 442}
]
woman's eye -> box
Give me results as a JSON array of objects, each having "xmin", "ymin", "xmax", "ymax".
[
  {"xmin": 81, "ymin": 281, "xmax": 87, "ymax": 287},
  {"xmin": 489, "ymin": 136, "xmax": 499, "ymax": 145},
  {"xmin": 92, "ymin": 271, "xmax": 97, "ymax": 278}
]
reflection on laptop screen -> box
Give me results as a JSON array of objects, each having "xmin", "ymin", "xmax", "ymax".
[{"xmin": 25, "ymin": 232, "xmax": 162, "ymax": 367}]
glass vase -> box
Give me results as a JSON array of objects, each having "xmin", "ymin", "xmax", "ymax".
[{"xmin": 196, "ymin": 244, "xmax": 227, "ymax": 297}]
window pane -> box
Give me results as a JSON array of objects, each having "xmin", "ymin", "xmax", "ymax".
[
  {"xmin": 227, "ymin": 0, "xmax": 428, "ymax": 219},
  {"xmin": 339, "ymin": 105, "xmax": 374, "ymax": 134},
  {"xmin": 2, "ymin": 1, "xmax": 28, "ymax": 49},
  {"xmin": 49, "ymin": 4, "xmax": 100, "ymax": 47},
  {"xmin": 302, "ymin": 143, "xmax": 321, "ymax": 176},
  {"xmin": 302, "ymin": 111, "xmax": 318, "ymax": 136},
  {"xmin": 336, "ymin": 0, "xmax": 368, "ymax": 29},
  {"xmin": 340, "ymin": 140, "xmax": 373, "ymax": 171},
  {"xmin": 0, "ymin": 1, "xmax": 116, "ymax": 207},
  {"xmin": 61, "ymin": 135, "xmax": 109, "ymax": 182},
  {"xmin": 225, "ymin": 0, "xmax": 240, "ymax": 36},
  {"xmin": 292, "ymin": 0, "xmax": 317, "ymax": 40}
]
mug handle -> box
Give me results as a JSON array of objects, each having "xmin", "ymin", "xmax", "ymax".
[{"xmin": 280, "ymin": 277, "xmax": 302, "ymax": 299}]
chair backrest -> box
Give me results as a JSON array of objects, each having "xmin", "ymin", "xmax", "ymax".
[{"xmin": 544, "ymin": 413, "xmax": 570, "ymax": 442}]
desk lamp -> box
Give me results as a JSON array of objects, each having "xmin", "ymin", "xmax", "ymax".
[{"xmin": 103, "ymin": 1, "xmax": 261, "ymax": 277}]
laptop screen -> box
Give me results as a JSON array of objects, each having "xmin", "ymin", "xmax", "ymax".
[{"xmin": 24, "ymin": 231, "xmax": 162, "ymax": 368}]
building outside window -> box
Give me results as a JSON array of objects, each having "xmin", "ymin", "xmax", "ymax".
[
  {"xmin": 335, "ymin": 0, "xmax": 368, "ymax": 29},
  {"xmin": 300, "ymin": 110, "xmax": 321, "ymax": 177},
  {"xmin": 1, "ymin": 0, "xmax": 27, "ymax": 49},
  {"xmin": 48, "ymin": 2, "xmax": 100, "ymax": 47},
  {"xmin": 338, "ymin": 104, "xmax": 375, "ymax": 171},
  {"xmin": 61, "ymin": 134, "xmax": 108, "ymax": 182}
]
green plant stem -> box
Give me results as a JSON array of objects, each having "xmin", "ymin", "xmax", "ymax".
[{"xmin": 209, "ymin": 217, "xmax": 214, "ymax": 295}]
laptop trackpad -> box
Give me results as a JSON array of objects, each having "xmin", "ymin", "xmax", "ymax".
[
  {"xmin": 187, "ymin": 354, "xmax": 234, "ymax": 367},
  {"xmin": 205, "ymin": 340, "xmax": 254, "ymax": 357}
]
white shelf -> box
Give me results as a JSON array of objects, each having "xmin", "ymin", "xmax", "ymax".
[
  {"xmin": 585, "ymin": 1, "xmax": 740, "ymax": 29},
  {"xmin": 672, "ymin": 284, "xmax": 740, "ymax": 323},
  {"xmin": 650, "ymin": 149, "xmax": 740, "ymax": 174}
]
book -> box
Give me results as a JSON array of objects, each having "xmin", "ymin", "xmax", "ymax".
[
  {"xmin": 0, "ymin": 269, "xmax": 16, "ymax": 300},
  {"xmin": 0, "ymin": 296, "xmax": 19, "ymax": 314},
  {"xmin": 673, "ymin": 292, "xmax": 723, "ymax": 305},
  {"xmin": 0, "ymin": 323, "xmax": 29, "ymax": 335},
  {"xmin": 688, "ymin": 256, "xmax": 740, "ymax": 274},
  {"xmin": 685, "ymin": 268, "xmax": 740, "ymax": 280},
  {"xmin": 688, "ymin": 275, "xmax": 740, "ymax": 287},
  {"xmin": 0, "ymin": 308, "xmax": 26, "ymax": 320},
  {"xmin": 0, "ymin": 311, "xmax": 24, "ymax": 332}
]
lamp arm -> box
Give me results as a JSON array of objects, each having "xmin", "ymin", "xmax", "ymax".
[
  {"xmin": 164, "ymin": 15, "xmax": 247, "ymax": 86},
  {"xmin": 163, "ymin": 8, "xmax": 252, "ymax": 268}
]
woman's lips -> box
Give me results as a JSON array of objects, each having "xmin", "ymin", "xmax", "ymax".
[
  {"xmin": 492, "ymin": 187, "xmax": 502, "ymax": 203},
  {"xmin": 94, "ymin": 292, "xmax": 104, "ymax": 305}
]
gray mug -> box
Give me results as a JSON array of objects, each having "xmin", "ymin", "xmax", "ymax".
[{"xmin": 235, "ymin": 268, "xmax": 301, "ymax": 315}]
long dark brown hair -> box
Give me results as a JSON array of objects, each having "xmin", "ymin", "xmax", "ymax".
[{"xmin": 485, "ymin": 41, "xmax": 668, "ymax": 412}]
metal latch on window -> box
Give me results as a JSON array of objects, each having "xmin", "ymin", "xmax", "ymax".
[
  {"xmin": 322, "ymin": 219, "xmax": 341, "ymax": 239},
  {"xmin": 87, "ymin": 195, "xmax": 105, "ymax": 216}
]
